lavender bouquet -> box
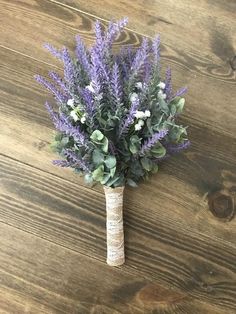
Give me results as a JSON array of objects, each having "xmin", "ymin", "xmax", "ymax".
[{"xmin": 35, "ymin": 18, "xmax": 189, "ymax": 266}]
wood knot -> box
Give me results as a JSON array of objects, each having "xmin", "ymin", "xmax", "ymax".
[
  {"xmin": 208, "ymin": 190, "xmax": 235, "ymax": 221},
  {"xmin": 229, "ymin": 55, "xmax": 236, "ymax": 71}
]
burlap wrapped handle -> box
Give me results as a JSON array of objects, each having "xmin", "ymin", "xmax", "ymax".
[{"xmin": 104, "ymin": 186, "xmax": 125, "ymax": 266}]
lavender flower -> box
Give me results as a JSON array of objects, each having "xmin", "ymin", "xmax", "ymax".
[
  {"xmin": 43, "ymin": 43, "xmax": 63, "ymax": 60},
  {"xmin": 111, "ymin": 62, "xmax": 122, "ymax": 106},
  {"xmin": 152, "ymin": 35, "xmax": 160, "ymax": 67},
  {"xmin": 35, "ymin": 75, "xmax": 67, "ymax": 104},
  {"xmin": 79, "ymin": 87, "xmax": 95, "ymax": 117},
  {"xmin": 52, "ymin": 159, "xmax": 73, "ymax": 167},
  {"xmin": 63, "ymin": 149, "xmax": 90, "ymax": 172},
  {"xmin": 164, "ymin": 67, "xmax": 172, "ymax": 101},
  {"xmin": 45, "ymin": 102, "xmax": 87, "ymax": 147},
  {"xmin": 172, "ymin": 87, "xmax": 188, "ymax": 99},
  {"xmin": 165, "ymin": 140, "xmax": 190, "ymax": 153},
  {"xmin": 105, "ymin": 18, "xmax": 128, "ymax": 50},
  {"xmin": 119, "ymin": 97, "xmax": 140, "ymax": 137},
  {"xmin": 140, "ymin": 129, "xmax": 168, "ymax": 155},
  {"xmin": 130, "ymin": 38, "xmax": 149, "ymax": 83},
  {"xmin": 48, "ymin": 71, "xmax": 69, "ymax": 96},
  {"xmin": 62, "ymin": 47, "xmax": 77, "ymax": 90},
  {"xmin": 75, "ymin": 35, "xmax": 91, "ymax": 77}
]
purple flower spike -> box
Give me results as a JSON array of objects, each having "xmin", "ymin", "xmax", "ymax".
[
  {"xmin": 62, "ymin": 47, "xmax": 76, "ymax": 89},
  {"xmin": 152, "ymin": 35, "xmax": 161, "ymax": 66},
  {"xmin": 130, "ymin": 38, "xmax": 149, "ymax": 82},
  {"xmin": 119, "ymin": 97, "xmax": 140, "ymax": 137},
  {"xmin": 166, "ymin": 140, "xmax": 190, "ymax": 153},
  {"xmin": 164, "ymin": 67, "xmax": 172, "ymax": 101},
  {"xmin": 111, "ymin": 62, "xmax": 122, "ymax": 106},
  {"xmin": 35, "ymin": 75, "xmax": 67, "ymax": 104},
  {"xmin": 140, "ymin": 129, "xmax": 168, "ymax": 155},
  {"xmin": 45, "ymin": 102, "xmax": 87, "ymax": 147},
  {"xmin": 52, "ymin": 159, "xmax": 73, "ymax": 167},
  {"xmin": 75, "ymin": 35, "xmax": 91, "ymax": 77},
  {"xmin": 63, "ymin": 149, "xmax": 90, "ymax": 172},
  {"xmin": 43, "ymin": 43, "xmax": 63, "ymax": 60},
  {"xmin": 172, "ymin": 87, "xmax": 188, "ymax": 99},
  {"xmin": 48, "ymin": 71, "xmax": 69, "ymax": 96}
]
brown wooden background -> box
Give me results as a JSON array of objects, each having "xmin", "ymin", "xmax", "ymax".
[{"xmin": 0, "ymin": 1, "xmax": 236, "ymax": 313}]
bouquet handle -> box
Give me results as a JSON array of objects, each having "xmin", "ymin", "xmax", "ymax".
[{"xmin": 104, "ymin": 186, "xmax": 125, "ymax": 266}]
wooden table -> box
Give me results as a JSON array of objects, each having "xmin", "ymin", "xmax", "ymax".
[{"xmin": 0, "ymin": 1, "xmax": 236, "ymax": 313}]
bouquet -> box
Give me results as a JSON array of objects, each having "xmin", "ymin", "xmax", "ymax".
[{"xmin": 35, "ymin": 18, "xmax": 190, "ymax": 266}]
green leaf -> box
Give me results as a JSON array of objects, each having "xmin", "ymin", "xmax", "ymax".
[
  {"xmin": 90, "ymin": 130, "xmax": 104, "ymax": 142},
  {"xmin": 151, "ymin": 145, "xmax": 166, "ymax": 158},
  {"xmin": 92, "ymin": 165, "xmax": 104, "ymax": 181},
  {"xmin": 101, "ymin": 174, "xmax": 111, "ymax": 185},
  {"xmin": 151, "ymin": 164, "xmax": 159, "ymax": 174},
  {"xmin": 104, "ymin": 155, "xmax": 116, "ymax": 169},
  {"xmin": 92, "ymin": 149, "xmax": 104, "ymax": 165},
  {"xmin": 101, "ymin": 137, "xmax": 108, "ymax": 153},
  {"xmin": 176, "ymin": 98, "xmax": 185, "ymax": 113},
  {"xmin": 84, "ymin": 173, "xmax": 93, "ymax": 184},
  {"xmin": 129, "ymin": 135, "xmax": 141, "ymax": 154},
  {"xmin": 127, "ymin": 178, "xmax": 138, "ymax": 187},
  {"xmin": 110, "ymin": 166, "xmax": 116, "ymax": 178},
  {"xmin": 141, "ymin": 157, "xmax": 153, "ymax": 171}
]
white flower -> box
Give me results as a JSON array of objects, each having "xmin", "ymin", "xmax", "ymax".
[
  {"xmin": 86, "ymin": 82, "xmax": 95, "ymax": 93},
  {"xmin": 67, "ymin": 98, "xmax": 75, "ymax": 108},
  {"xmin": 134, "ymin": 119, "xmax": 144, "ymax": 131},
  {"xmin": 130, "ymin": 92, "xmax": 138, "ymax": 102},
  {"xmin": 135, "ymin": 82, "xmax": 143, "ymax": 89},
  {"xmin": 135, "ymin": 123, "xmax": 142, "ymax": 131},
  {"xmin": 134, "ymin": 110, "xmax": 145, "ymax": 119},
  {"xmin": 158, "ymin": 82, "xmax": 166, "ymax": 89},
  {"xmin": 158, "ymin": 90, "xmax": 167, "ymax": 99},
  {"xmin": 144, "ymin": 110, "xmax": 151, "ymax": 118},
  {"xmin": 70, "ymin": 110, "xmax": 79, "ymax": 122},
  {"xmin": 80, "ymin": 116, "xmax": 86, "ymax": 124},
  {"xmin": 138, "ymin": 119, "xmax": 144, "ymax": 126}
]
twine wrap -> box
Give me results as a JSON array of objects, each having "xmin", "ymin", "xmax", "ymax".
[{"xmin": 104, "ymin": 186, "xmax": 125, "ymax": 266}]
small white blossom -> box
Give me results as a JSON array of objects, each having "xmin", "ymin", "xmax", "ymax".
[
  {"xmin": 158, "ymin": 82, "xmax": 166, "ymax": 89},
  {"xmin": 86, "ymin": 82, "xmax": 95, "ymax": 93},
  {"xmin": 67, "ymin": 98, "xmax": 75, "ymax": 108},
  {"xmin": 70, "ymin": 110, "xmax": 79, "ymax": 122},
  {"xmin": 134, "ymin": 119, "xmax": 144, "ymax": 131},
  {"xmin": 80, "ymin": 116, "xmax": 86, "ymax": 124},
  {"xmin": 134, "ymin": 110, "xmax": 145, "ymax": 119},
  {"xmin": 135, "ymin": 82, "xmax": 143, "ymax": 89},
  {"xmin": 158, "ymin": 90, "xmax": 167, "ymax": 100},
  {"xmin": 130, "ymin": 92, "xmax": 138, "ymax": 103},
  {"xmin": 138, "ymin": 119, "xmax": 144, "ymax": 126},
  {"xmin": 135, "ymin": 123, "xmax": 142, "ymax": 131},
  {"xmin": 144, "ymin": 110, "xmax": 151, "ymax": 118}
]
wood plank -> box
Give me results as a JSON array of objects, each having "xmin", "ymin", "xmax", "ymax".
[
  {"xmin": 51, "ymin": 0, "xmax": 236, "ymax": 64},
  {"xmin": 0, "ymin": 0, "xmax": 236, "ymax": 136},
  {"xmin": 1, "ymin": 224, "xmax": 232, "ymax": 314},
  {"xmin": 1, "ymin": 154, "xmax": 236, "ymax": 313}
]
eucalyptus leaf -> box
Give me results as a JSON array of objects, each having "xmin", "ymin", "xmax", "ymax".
[
  {"xmin": 101, "ymin": 137, "xmax": 109, "ymax": 153},
  {"xmin": 141, "ymin": 157, "xmax": 153, "ymax": 171},
  {"xmin": 127, "ymin": 178, "xmax": 138, "ymax": 187},
  {"xmin": 110, "ymin": 166, "xmax": 116, "ymax": 178},
  {"xmin": 104, "ymin": 155, "xmax": 116, "ymax": 169},
  {"xmin": 90, "ymin": 130, "xmax": 104, "ymax": 142},
  {"xmin": 92, "ymin": 165, "xmax": 104, "ymax": 181},
  {"xmin": 92, "ymin": 149, "xmax": 104, "ymax": 165}
]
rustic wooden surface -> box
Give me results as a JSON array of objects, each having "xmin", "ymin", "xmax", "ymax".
[{"xmin": 0, "ymin": 0, "xmax": 236, "ymax": 313}]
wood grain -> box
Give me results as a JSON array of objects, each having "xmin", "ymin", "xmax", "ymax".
[
  {"xmin": 0, "ymin": 0, "xmax": 236, "ymax": 313},
  {"xmin": 52, "ymin": 0, "xmax": 236, "ymax": 65}
]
